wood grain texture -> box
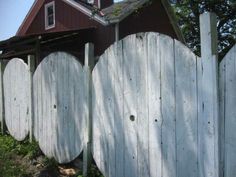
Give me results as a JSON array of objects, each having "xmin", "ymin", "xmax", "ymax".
[
  {"xmin": 175, "ymin": 40, "xmax": 198, "ymax": 177},
  {"xmin": 33, "ymin": 52, "xmax": 85, "ymax": 163},
  {"xmin": 3, "ymin": 58, "xmax": 30, "ymax": 141},
  {"xmin": 160, "ymin": 34, "xmax": 176, "ymax": 177},
  {"xmin": 92, "ymin": 32, "xmax": 199, "ymax": 177},
  {"xmin": 219, "ymin": 56, "xmax": 225, "ymax": 177},
  {"xmin": 199, "ymin": 13, "xmax": 219, "ymax": 177},
  {"xmin": 220, "ymin": 45, "xmax": 236, "ymax": 177}
]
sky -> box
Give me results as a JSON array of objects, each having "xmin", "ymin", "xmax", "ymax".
[
  {"xmin": 0, "ymin": 0, "xmax": 35, "ymax": 41},
  {"xmin": 0, "ymin": 0, "xmax": 123, "ymax": 41}
]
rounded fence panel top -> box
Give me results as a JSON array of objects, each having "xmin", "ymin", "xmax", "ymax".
[
  {"xmin": 92, "ymin": 32, "xmax": 199, "ymax": 177},
  {"xmin": 3, "ymin": 58, "xmax": 30, "ymax": 141},
  {"xmin": 33, "ymin": 52, "xmax": 86, "ymax": 163}
]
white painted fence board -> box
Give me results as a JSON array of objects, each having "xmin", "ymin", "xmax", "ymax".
[
  {"xmin": 196, "ymin": 56, "xmax": 203, "ymax": 177},
  {"xmin": 123, "ymin": 34, "xmax": 138, "ymax": 177},
  {"xmin": 3, "ymin": 58, "xmax": 30, "ymax": 141},
  {"xmin": 92, "ymin": 42, "xmax": 125, "ymax": 177},
  {"xmin": 113, "ymin": 42, "xmax": 125, "ymax": 177},
  {"xmin": 135, "ymin": 33, "xmax": 149, "ymax": 177},
  {"xmin": 107, "ymin": 46, "xmax": 117, "ymax": 177},
  {"xmin": 175, "ymin": 40, "xmax": 198, "ymax": 177},
  {"xmin": 160, "ymin": 34, "xmax": 176, "ymax": 177},
  {"xmin": 219, "ymin": 58, "xmax": 225, "ymax": 177},
  {"xmin": 148, "ymin": 33, "xmax": 162, "ymax": 177},
  {"xmin": 92, "ymin": 55, "xmax": 107, "ymax": 175},
  {"xmin": 33, "ymin": 52, "xmax": 85, "ymax": 163},
  {"xmin": 221, "ymin": 45, "xmax": 236, "ymax": 177}
]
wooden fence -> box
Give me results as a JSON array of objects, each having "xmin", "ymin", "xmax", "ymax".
[{"xmin": 0, "ymin": 12, "xmax": 235, "ymax": 177}]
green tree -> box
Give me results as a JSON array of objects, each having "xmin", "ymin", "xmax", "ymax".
[{"xmin": 171, "ymin": 0, "xmax": 236, "ymax": 59}]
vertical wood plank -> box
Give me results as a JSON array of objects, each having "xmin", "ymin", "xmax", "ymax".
[
  {"xmin": 136, "ymin": 33, "xmax": 149, "ymax": 177},
  {"xmin": 83, "ymin": 43, "xmax": 95, "ymax": 177},
  {"xmin": 148, "ymin": 33, "xmax": 162, "ymax": 177},
  {"xmin": 175, "ymin": 40, "xmax": 198, "ymax": 177},
  {"xmin": 92, "ymin": 58, "xmax": 102, "ymax": 173},
  {"xmin": 123, "ymin": 35, "xmax": 138, "ymax": 177},
  {"xmin": 224, "ymin": 45, "xmax": 236, "ymax": 177},
  {"xmin": 113, "ymin": 41, "xmax": 125, "ymax": 177},
  {"xmin": 197, "ymin": 56, "xmax": 203, "ymax": 177},
  {"xmin": 107, "ymin": 46, "xmax": 116, "ymax": 177},
  {"xmin": 99, "ymin": 54, "xmax": 109, "ymax": 176},
  {"xmin": 219, "ymin": 58, "xmax": 225, "ymax": 177},
  {"xmin": 160, "ymin": 34, "xmax": 176, "ymax": 177},
  {"xmin": 199, "ymin": 12, "xmax": 219, "ymax": 177}
]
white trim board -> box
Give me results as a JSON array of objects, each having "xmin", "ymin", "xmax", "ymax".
[{"xmin": 62, "ymin": 0, "xmax": 109, "ymax": 25}]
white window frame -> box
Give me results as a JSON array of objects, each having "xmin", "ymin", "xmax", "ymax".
[
  {"xmin": 87, "ymin": 0, "xmax": 94, "ymax": 4},
  {"xmin": 45, "ymin": 1, "xmax": 55, "ymax": 30}
]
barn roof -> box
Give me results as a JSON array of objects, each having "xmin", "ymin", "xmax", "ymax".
[
  {"xmin": 102, "ymin": 0, "xmax": 149, "ymax": 22},
  {"xmin": 63, "ymin": 0, "xmax": 185, "ymax": 42}
]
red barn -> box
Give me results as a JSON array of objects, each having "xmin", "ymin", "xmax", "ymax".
[{"xmin": 0, "ymin": 0, "xmax": 184, "ymax": 64}]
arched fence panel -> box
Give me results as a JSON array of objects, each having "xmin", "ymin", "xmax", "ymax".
[
  {"xmin": 92, "ymin": 33, "xmax": 200, "ymax": 177},
  {"xmin": 3, "ymin": 58, "xmax": 30, "ymax": 141},
  {"xmin": 33, "ymin": 52, "xmax": 86, "ymax": 163}
]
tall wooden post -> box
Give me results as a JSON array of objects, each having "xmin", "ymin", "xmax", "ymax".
[
  {"xmin": 199, "ymin": 12, "xmax": 219, "ymax": 177},
  {"xmin": 28, "ymin": 55, "xmax": 36, "ymax": 142},
  {"xmin": 83, "ymin": 43, "xmax": 95, "ymax": 176}
]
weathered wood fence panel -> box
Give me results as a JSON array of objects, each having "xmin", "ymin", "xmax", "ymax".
[
  {"xmin": 33, "ymin": 52, "xmax": 86, "ymax": 163},
  {"xmin": 3, "ymin": 59, "xmax": 30, "ymax": 141},
  {"xmin": 220, "ymin": 45, "xmax": 236, "ymax": 177},
  {"xmin": 92, "ymin": 33, "xmax": 200, "ymax": 177}
]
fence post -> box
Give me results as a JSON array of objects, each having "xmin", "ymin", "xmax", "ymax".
[
  {"xmin": 0, "ymin": 61, "xmax": 6, "ymax": 134},
  {"xmin": 28, "ymin": 55, "xmax": 36, "ymax": 142},
  {"xmin": 199, "ymin": 12, "xmax": 219, "ymax": 177},
  {"xmin": 83, "ymin": 43, "xmax": 94, "ymax": 176}
]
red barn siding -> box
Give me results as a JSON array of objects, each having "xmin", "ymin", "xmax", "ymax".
[
  {"xmin": 94, "ymin": 0, "xmax": 113, "ymax": 8},
  {"xmin": 19, "ymin": 0, "xmax": 180, "ymax": 58},
  {"xmin": 26, "ymin": 0, "xmax": 95, "ymax": 34},
  {"xmin": 26, "ymin": 0, "xmax": 115, "ymax": 56},
  {"xmin": 119, "ymin": 0, "xmax": 178, "ymax": 41}
]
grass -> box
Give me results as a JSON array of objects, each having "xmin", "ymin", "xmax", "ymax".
[
  {"xmin": 0, "ymin": 132, "xmax": 104, "ymax": 177},
  {"xmin": 0, "ymin": 133, "xmax": 40, "ymax": 177}
]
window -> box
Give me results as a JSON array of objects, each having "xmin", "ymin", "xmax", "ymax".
[{"xmin": 45, "ymin": 1, "xmax": 55, "ymax": 30}]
